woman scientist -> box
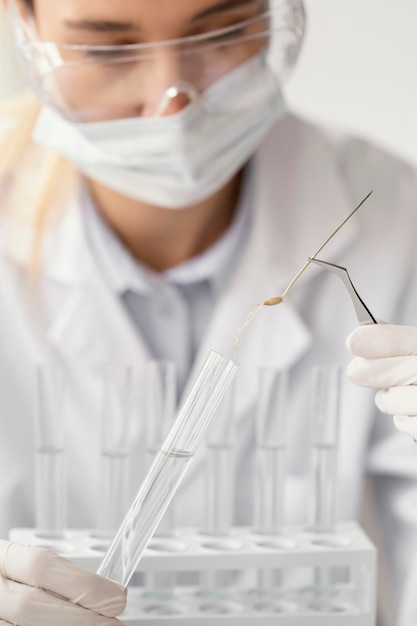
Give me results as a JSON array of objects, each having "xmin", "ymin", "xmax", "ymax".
[{"xmin": 1, "ymin": 0, "xmax": 417, "ymax": 624}]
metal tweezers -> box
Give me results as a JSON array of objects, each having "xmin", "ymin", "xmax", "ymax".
[{"xmin": 308, "ymin": 258, "xmax": 377, "ymax": 324}]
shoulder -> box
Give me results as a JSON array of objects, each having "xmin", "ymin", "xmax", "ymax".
[
  {"xmin": 262, "ymin": 111, "xmax": 417, "ymax": 219},
  {"xmin": 268, "ymin": 111, "xmax": 416, "ymax": 179},
  {"xmin": 308, "ymin": 117, "xmax": 417, "ymax": 202}
]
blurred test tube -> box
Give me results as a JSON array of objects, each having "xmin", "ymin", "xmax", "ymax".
[
  {"xmin": 309, "ymin": 364, "xmax": 342, "ymax": 533},
  {"xmin": 34, "ymin": 363, "xmax": 67, "ymax": 539},
  {"xmin": 201, "ymin": 381, "xmax": 236, "ymax": 592},
  {"xmin": 205, "ymin": 381, "xmax": 236, "ymax": 535},
  {"xmin": 309, "ymin": 364, "xmax": 343, "ymax": 599},
  {"xmin": 145, "ymin": 361, "xmax": 177, "ymax": 536},
  {"xmin": 144, "ymin": 360, "xmax": 177, "ymax": 594},
  {"xmin": 97, "ymin": 364, "xmax": 133, "ymax": 539},
  {"xmin": 254, "ymin": 366, "xmax": 288, "ymax": 592},
  {"xmin": 255, "ymin": 367, "xmax": 288, "ymax": 535}
]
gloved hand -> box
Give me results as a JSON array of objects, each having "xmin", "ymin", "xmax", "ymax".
[
  {"xmin": 0, "ymin": 540, "xmax": 127, "ymax": 625},
  {"xmin": 346, "ymin": 323, "xmax": 417, "ymax": 440}
]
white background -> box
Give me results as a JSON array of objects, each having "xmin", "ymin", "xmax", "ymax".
[{"xmin": 1, "ymin": 0, "xmax": 416, "ymax": 165}]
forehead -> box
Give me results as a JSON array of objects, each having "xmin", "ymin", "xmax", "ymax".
[{"xmin": 31, "ymin": 0, "xmax": 256, "ymax": 27}]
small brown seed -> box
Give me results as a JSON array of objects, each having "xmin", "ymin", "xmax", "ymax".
[{"xmin": 263, "ymin": 296, "xmax": 284, "ymax": 307}]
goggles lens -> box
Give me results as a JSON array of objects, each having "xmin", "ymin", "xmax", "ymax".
[{"xmin": 11, "ymin": 0, "xmax": 305, "ymax": 121}]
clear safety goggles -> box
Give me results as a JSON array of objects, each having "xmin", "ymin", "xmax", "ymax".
[{"xmin": 11, "ymin": 0, "xmax": 305, "ymax": 122}]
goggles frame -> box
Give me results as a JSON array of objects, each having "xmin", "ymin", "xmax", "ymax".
[
  {"xmin": 12, "ymin": 0, "xmax": 305, "ymax": 70},
  {"xmin": 10, "ymin": 0, "xmax": 306, "ymax": 120}
]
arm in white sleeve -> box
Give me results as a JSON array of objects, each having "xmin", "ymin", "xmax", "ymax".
[{"xmin": 0, "ymin": 540, "xmax": 127, "ymax": 626}]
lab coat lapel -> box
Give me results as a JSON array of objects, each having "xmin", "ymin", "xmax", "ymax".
[
  {"xmin": 185, "ymin": 242, "xmax": 312, "ymax": 428},
  {"xmin": 0, "ymin": 145, "xmax": 151, "ymax": 370},
  {"xmin": 40, "ymin": 197, "xmax": 152, "ymax": 369},
  {"xmin": 192, "ymin": 279, "xmax": 313, "ymax": 423},
  {"xmin": 47, "ymin": 258, "xmax": 151, "ymax": 370},
  {"xmin": 185, "ymin": 114, "xmax": 359, "ymax": 422}
]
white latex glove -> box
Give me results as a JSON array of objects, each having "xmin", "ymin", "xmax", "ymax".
[
  {"xmin": 346, "ymin": 323, "xmax": 417, "ymax": 440},
  {"xmin": 0, "ymin": 540, "xmax": 127, "ymax": 625}
]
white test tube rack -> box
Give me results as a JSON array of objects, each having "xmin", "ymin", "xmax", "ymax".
[{"xmin": 10, "ymin": 522, "xmax": 376, "ymax": 625}]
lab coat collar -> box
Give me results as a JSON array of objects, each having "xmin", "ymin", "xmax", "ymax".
[
  {"xmin": 47, "ymin": 254, "xmax": 152, "ymax": 370},
  {"xmin": 81, "ymin": 166, "xmax": 253, "ymax": 298}
]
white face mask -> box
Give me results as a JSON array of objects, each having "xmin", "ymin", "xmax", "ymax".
[{"xmin": 32, "ymin": 55, "xmax": 286, "ymax": 209}]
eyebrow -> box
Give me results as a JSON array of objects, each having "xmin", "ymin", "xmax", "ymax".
[
  {"xmin": 192, "ymin": 0, "xmax": 257, "ymax": 22},
  {"xmin": 63, "ymin": 19, "xmax": 138, "ymax": 33},
  {"xmin": 62, "ymin": 0, "xmax": 257, "ymax": 34}
]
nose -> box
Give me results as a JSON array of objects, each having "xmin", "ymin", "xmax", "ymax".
[
  {"xmin": 121, "ymin": 53, "xmax": 199, "ymax": 118},
  {"xmin": 139, "ymin": 50, "xmax": 199, "ymax": 117},
  {"xmin": 155, "ymin": 82, "xmax": 198, "ymax": 117}
]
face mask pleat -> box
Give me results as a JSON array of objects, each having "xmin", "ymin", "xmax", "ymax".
[{"xmin": 32, "ymin": 54, "xmax": 286, "ymax": 208}]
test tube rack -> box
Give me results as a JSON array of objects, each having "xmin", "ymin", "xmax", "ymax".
[{"xmin": 10, "ymin": 522, "xmax": 376, "ymax": 625}]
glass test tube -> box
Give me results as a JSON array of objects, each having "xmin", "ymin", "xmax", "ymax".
[
  {"xmin": 34, "ymin": 363, "xmax": 67, "ymax": 539},
  {"xmin": 144, "ymin": 360, "xmax": 177, "ymax": 594},
  {"xmin": 97, "ymin": 364, "xmax": 133, "ymax": 539},
  {"xmin": 254, "ymin": 367, "xmax": 288, "ymax": 593},
  {"xmin": 97, "ymin": 350, "xmax": 238, "ymax": 587},
  {"xmin": 308, "ymin": 365, "xmax": 343, "ymax": 602},
  {"xmin": 145, "ymin": 361, "xmax": 177, "ymax": 536},
  {"xmin": 255, "ymin": 367, "xmax": 288, "ymax": 535},
  {"xmin": 309, "ymin": 364, "xmax": 342, "ymax": 533},
  {"xmin": 205, "ymin": 381, "xmax": 236, "ymax": 535},
  {"xmin": 201, "ymin": 382, "xmax": 236, "ymax": 592}
]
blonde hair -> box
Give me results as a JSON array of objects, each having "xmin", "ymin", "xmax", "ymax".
[
  {"xmin": 0, "ymin": 91, "xmax": 75, "ymax": 274},
  {"xmin": 0, "ymin": 91, "xmax": 40, "ymax": 180}
]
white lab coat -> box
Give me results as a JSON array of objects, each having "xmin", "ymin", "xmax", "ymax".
[{"xmin": 1, "ymin": 97, "xmax": 417, "ymax": 625}]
